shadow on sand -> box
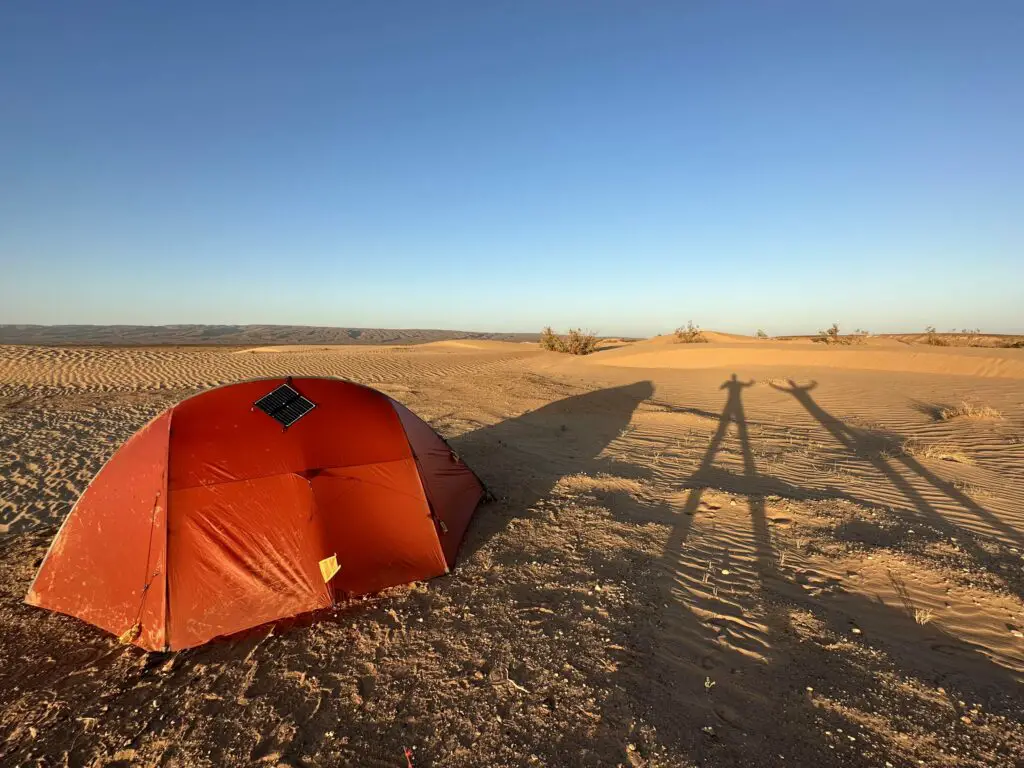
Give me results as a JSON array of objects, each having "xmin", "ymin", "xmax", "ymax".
[
  {"xmin": 771, "ymin": 379, "xmax": 1023, "ymax": 549},
  {"xmin": 6, "ymin": 376, "xmax": 1022, "ymax": 767},
  {"xmin": 606, "ymin": 374, "xmax": 1023, "ymax": 767},
  {"xmin": 448, "ymin": 380, "xmax": 655, "ymax": 561}
]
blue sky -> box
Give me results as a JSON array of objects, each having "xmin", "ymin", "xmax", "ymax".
[{"xmin": 1, "ymin": 2, "xmax": 1022, "ymax": 336}]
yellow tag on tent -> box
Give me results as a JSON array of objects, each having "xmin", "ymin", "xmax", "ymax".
[{"xmin": 319, "ymin": 554, "xmax": 341, "ymax": 583}]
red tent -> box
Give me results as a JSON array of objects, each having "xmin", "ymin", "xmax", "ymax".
[{"xmin": 26, "ymin": 378, "xmax": 485, "ymax": 650}]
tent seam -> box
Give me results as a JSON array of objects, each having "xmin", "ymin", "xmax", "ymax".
[
  {"xmin": 388, "ymin": 399, "xmax": 450, "ymax": 574},
  {"xmin": 163, "ymin": 407, "xmax": 174, "ymax": 650},
  {"xmin": 23, "ymin": 408, "xmax": 172, "ymax": 604},
  {"xmin": 167, "ymin": 456, "xmax": 422, "ymax": 494}
]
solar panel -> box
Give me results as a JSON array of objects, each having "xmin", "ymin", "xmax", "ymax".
[{"xmin": 254, "ymin": 383, "xmax": 316, "ymax": 428}]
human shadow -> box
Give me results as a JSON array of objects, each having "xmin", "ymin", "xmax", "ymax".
[
  {"xmin": 604, "ymin": 373, "xmax": 814, "ymax": 764},
  {"xmin": 619, "ymin": 373, "xmax": 799, "ymax": 764},
  {"xmin": 664, "ymin": 374, "xmax": 772, "ymax": 569},
  {"xmin": 448, "ymin": 380, "xmax": 655, "ymax": 562},
  {"xmin": 612, "ymin": 374, "xmax": 1024, "ymax": 767},
  {"xmin": 770, "ymin": 380, "xmax": 1024, "ymax": 596}
]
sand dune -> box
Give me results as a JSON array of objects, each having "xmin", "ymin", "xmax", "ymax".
[
  {"xmin": 0, "ymin": 342, "xmax": 537, "ymax": 391},
  {"xmin": 1, "ymin": 337, "xmax": 1023, "ymax": 766},
  {"xmin": 585, "ymin": 336, "xmax": 1024, "ymax": 378}
]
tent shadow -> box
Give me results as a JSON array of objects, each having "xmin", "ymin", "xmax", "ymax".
[{"xmin": 447, "ymin": 380, "xmax": 656, "ymax": 563}]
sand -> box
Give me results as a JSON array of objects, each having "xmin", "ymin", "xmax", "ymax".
[
  {"xmin": 0, "ymin": 325, "xmax": 538, "ymax": 347},
  {"xmin": 1, "ymin": 335, "xmax": 1022, "ymax": 766}
]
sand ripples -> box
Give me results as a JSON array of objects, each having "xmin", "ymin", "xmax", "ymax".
[{"xmin": 0, "ymin": 344, "xmax": 537, "ymax": 391}]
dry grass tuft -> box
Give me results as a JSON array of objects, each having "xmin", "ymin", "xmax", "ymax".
[
  {"xmin": 539, "ymin": 327, "xmax": 599, "ymax": 355},
  {"xmin": 938, "ymin": 401, "xmax": 1003, "ymax": 421},
  {"xmin": 914, "ymin": 608, "xmax": 934, "ymax": 625},
  {"xmin": 675, "ymin": 321, "xmax": 707, "ymax": 344},
  {"xmin": 952, "ymin": 479, "xmax": 989, "ymax": 498},
  {"xmin": 902, "ymin": 438, "xmax": 974, "ymax": 465}
]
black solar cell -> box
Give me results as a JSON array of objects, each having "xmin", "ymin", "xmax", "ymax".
[
  {"xmin": 274, "ymin": 397, "xmax": 315, "ymax": 426},
  {"xmin": 253, "ymin": 384, "xmax": 316, "ymax": 428}
]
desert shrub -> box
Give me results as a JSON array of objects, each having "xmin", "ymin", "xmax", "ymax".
[
  {"xmin": 960, "ymin": 331, "xmax": 988, "ymax": 347},
  {"xmin": 938, "ymin": 401, "xmax": 1003, "ymax": 421},
  {"xmin": 539, "ymin": 327, "xmax": 598, "ymax": 355},
  {"xmin": 539, "ymin": 326, "xmax": 561, "ymax": 351},
  {"xmin": 923, "ymin": 326, "xmax": 949, "ymax": 346},
  {"xmin": 815, "ymin": 323, "xmax": 839, "ymax": 344},
  {"xmin": 675, "ymin": 321, "xmax": 707, "ymax": 343},
  {"xmin": 814, "ymin": 323, "xmax": 847, "ymax": 345},
  {"xmin": 562, "ymin": 328, "xmax": 599, "ymax": 355},
  {"xmin": 1003, "ymin": 339, "xmax": 1024, "ymax": 349},
  {"xmin": 813, "ymin": 323, "xmax": 865, "ymax": 345},
  {"xmin": 755, "ymin": 329, "xmax": 769, "ymax": 339}
]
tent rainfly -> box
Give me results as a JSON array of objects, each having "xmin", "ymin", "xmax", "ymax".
[{"xmin": 26, "ymin": 377, "xmax": 485, "ymax": 650}]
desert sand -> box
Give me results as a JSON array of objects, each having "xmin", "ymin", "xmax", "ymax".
[
  {"xmin": 0, "ymin": 324, "xmax": 538, "ymax": 347},
  {"xmin": 1, "ymin": 334, "xmax": 1022, "ymax": 767}
]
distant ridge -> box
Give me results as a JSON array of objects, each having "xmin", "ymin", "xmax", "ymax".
[{"xmin": 0, "ymin": 325, "xmax": 539, "ymax": 347}]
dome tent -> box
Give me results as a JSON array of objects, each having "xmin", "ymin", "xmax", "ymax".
[{"xmin": 26, "ymin": 377, "xmax": 485, "ymax": 650}]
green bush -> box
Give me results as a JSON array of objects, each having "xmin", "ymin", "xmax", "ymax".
[
  {"xmin": 539, "ymin": 327, "xmax": 599, "ymax": 355},
  {"xmin": 675, "ymin": 321, "xmax": 707, "ymax": 343},
  {"xmin": 540, "ymin": 326, "xmax": 561, "ymax": 351}
]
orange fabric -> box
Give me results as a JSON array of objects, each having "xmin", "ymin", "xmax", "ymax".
[
  {"xmin": 312, "ymin": 460, "xmax": 448, "ymax": 596},
  {"xmin": 391, "ymin": 399, "xmax": 485, "ymax": 565},
  {"xmin": 168, "ymin": 378, "xmax": 411, "ymax": 491},
  {"xmin": 26, "ymin": 378, "xmax": 485, "ymax": 650},
  {"xmin": 167, "ymin": 473, "xmax": 332, "ymax": 649},
  {"xmin": 26, "ymin": 411, "xmax": 171, "ymax": 651}
]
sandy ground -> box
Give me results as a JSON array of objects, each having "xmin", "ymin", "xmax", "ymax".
[
  {"xmin": 0, "ymin": 324, "xmax": 538, "ymax": 346},
  {"xmin": 1, "ymin": 337, "xmax": 1023, "ymax": 767}
]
